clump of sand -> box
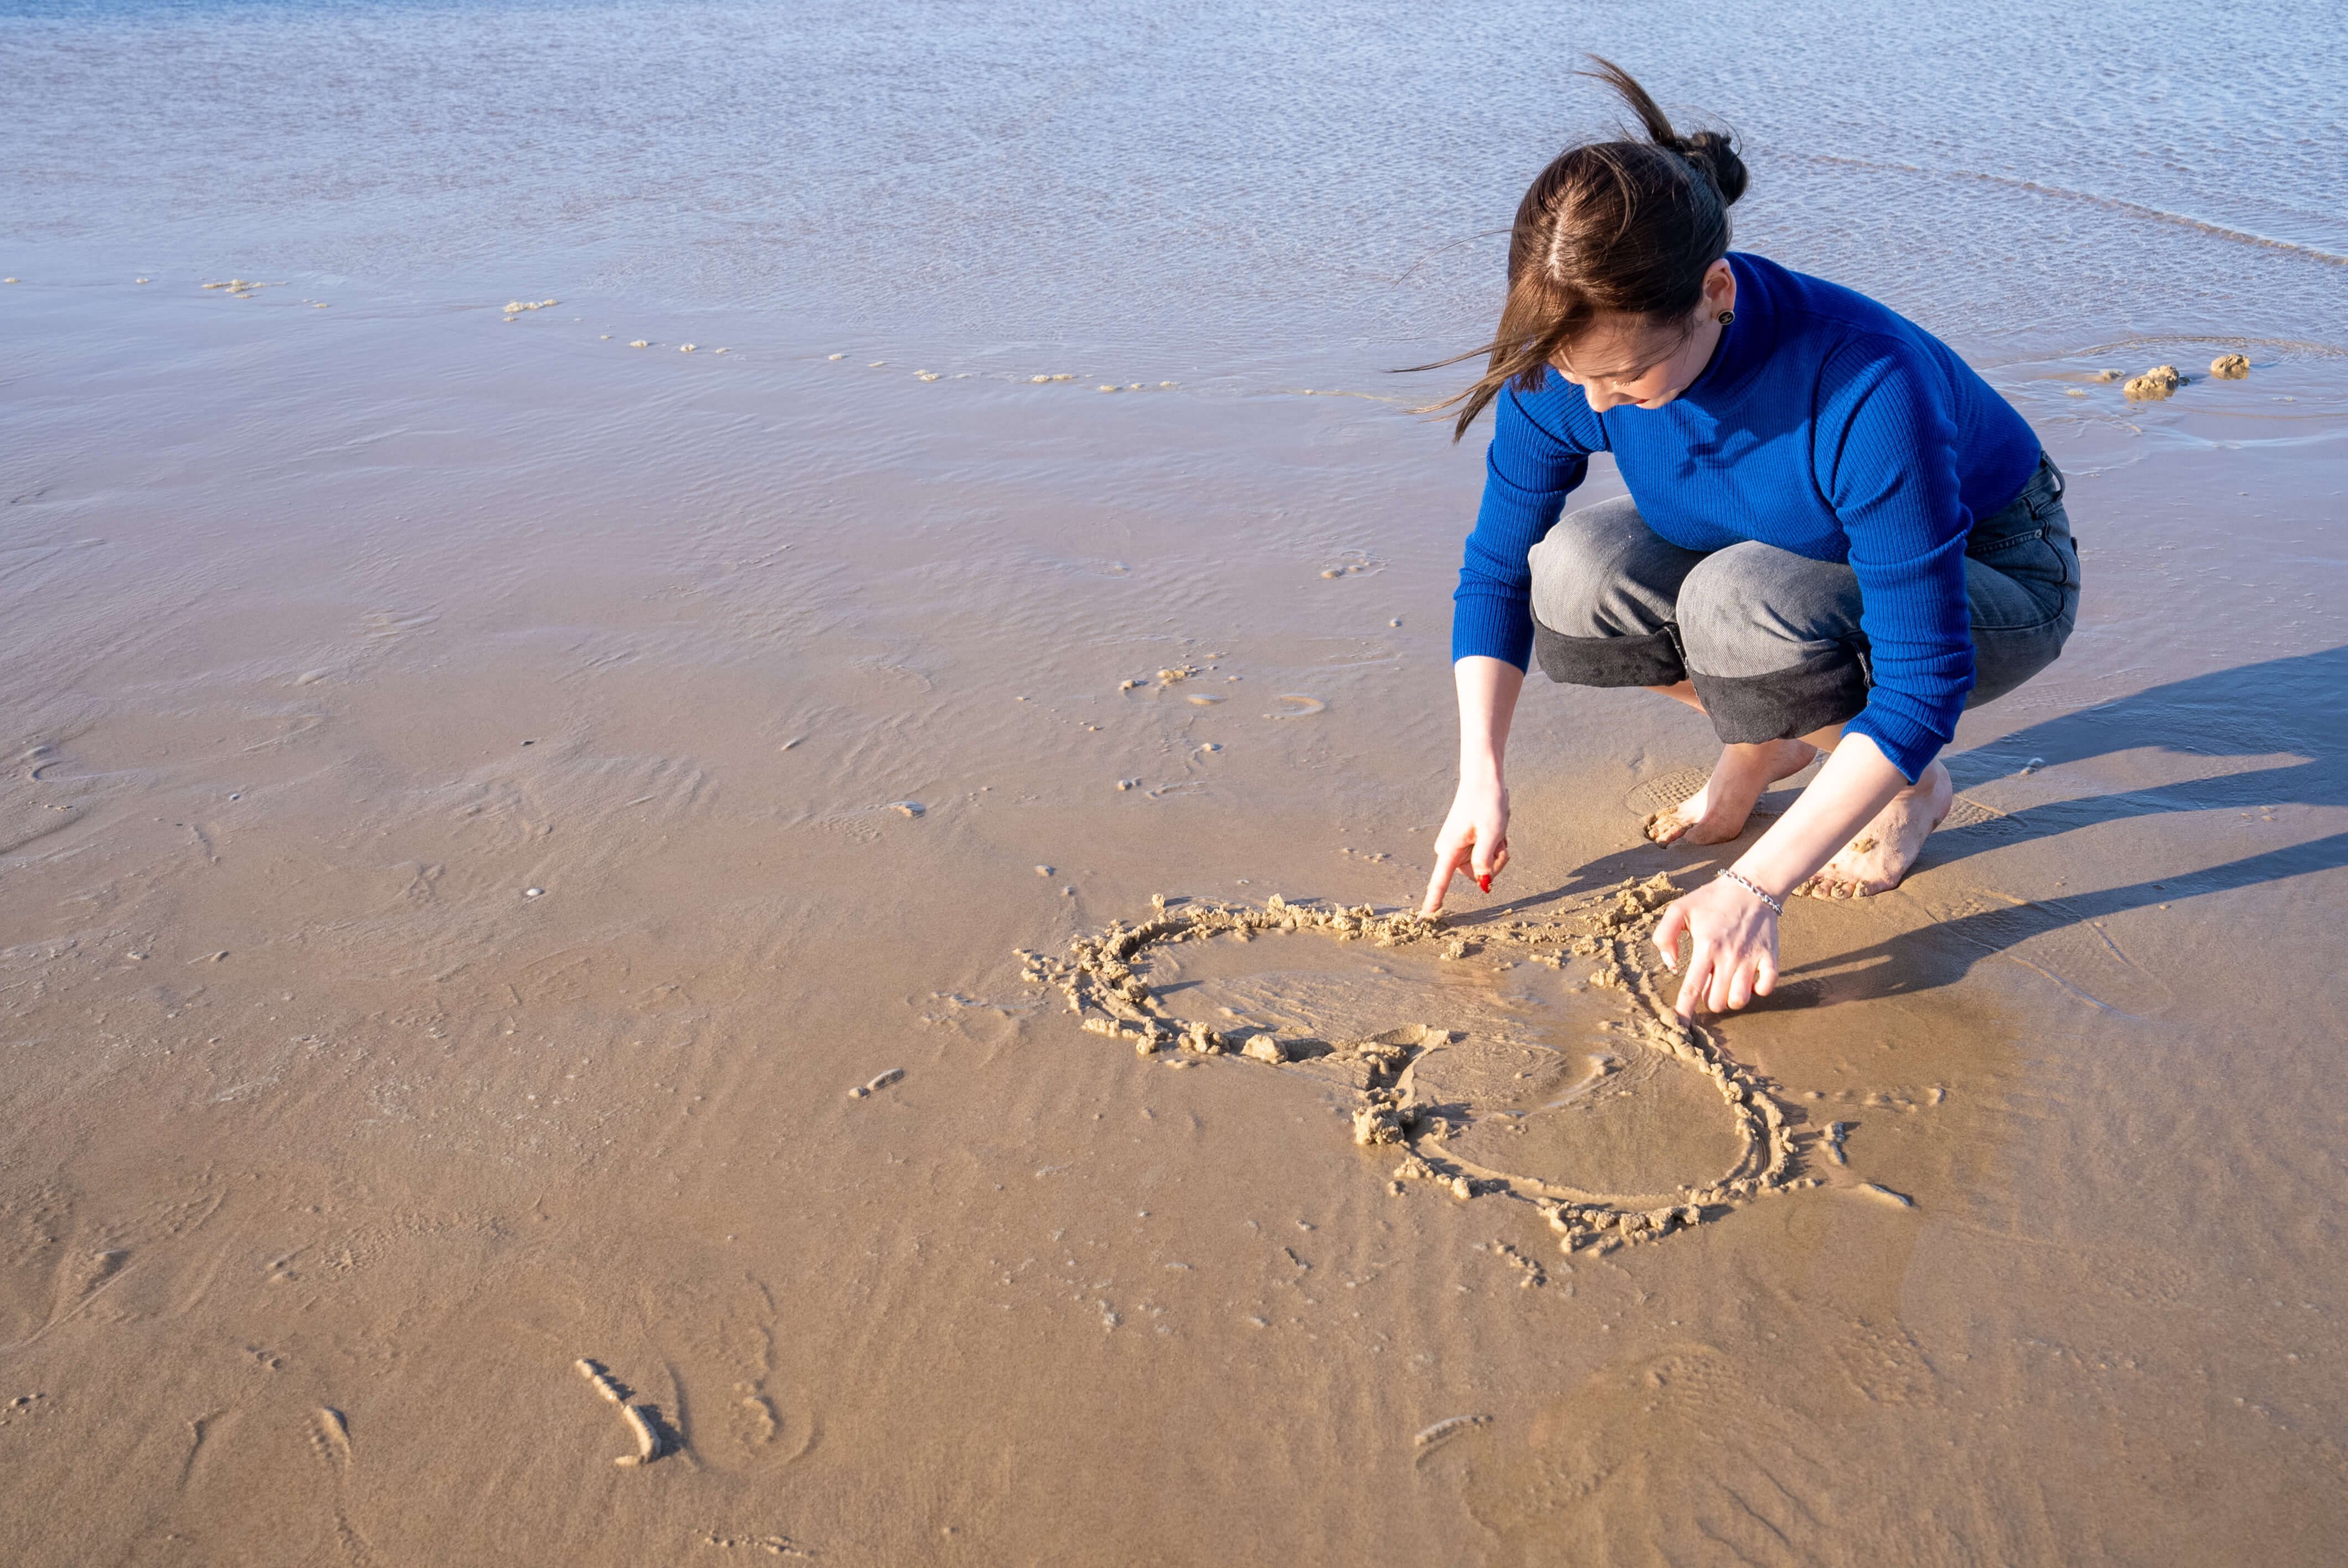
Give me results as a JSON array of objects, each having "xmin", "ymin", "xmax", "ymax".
[
  {"xmin": 2125, "ymin": 364, "xmax": 2184, "ymax": 401},
  {"xmin": 2210, "ymin": 353, "xmax": 2251, "ymax": 379}
]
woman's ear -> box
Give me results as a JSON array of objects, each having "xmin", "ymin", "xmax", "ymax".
[{"xmin": 1705, "ymin": 259, "xmax": 1737, "ymax": 316}]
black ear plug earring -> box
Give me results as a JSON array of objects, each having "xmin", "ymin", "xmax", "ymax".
[{"xmin": 1718, "ymin": 310, "xmax": 1735, "ymax": 325}]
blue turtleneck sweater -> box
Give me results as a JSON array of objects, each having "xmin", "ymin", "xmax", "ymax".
[{"xmin": 1452, "ymin": 251, "xmax": 2041, "ymax": 782}]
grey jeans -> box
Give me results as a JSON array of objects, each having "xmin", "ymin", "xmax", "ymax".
[{"xmin": 1527, "ymin": 453, "xmax": 2079, "ymax": 745}]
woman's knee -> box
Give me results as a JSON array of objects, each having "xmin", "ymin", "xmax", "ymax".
[
  {"xmin": 1528, "ymin": 497, "xmax": 1695, "ymax": 640},
  {"xmin": 1676, "ymin": 543, "xmax": 1863, "ymax": 678},
  {"xmin": 1677, "ymin": 545, "xmax": 1872, "ymax": 743}
]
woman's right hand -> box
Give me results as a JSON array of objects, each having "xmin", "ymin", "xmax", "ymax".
[{"xmin": 1420, "ymin": 771, "xmax": 1510, "ymax": 915}]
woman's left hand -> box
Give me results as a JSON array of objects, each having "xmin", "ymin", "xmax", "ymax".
[{"xmin": 1651, "ymin": 876, "xmax": 1780, "ymax": 1019}]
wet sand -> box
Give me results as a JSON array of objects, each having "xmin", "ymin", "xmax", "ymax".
[{"xmin": 0, "ymin": 267, "xmax": 2342, "ymax": 1562}]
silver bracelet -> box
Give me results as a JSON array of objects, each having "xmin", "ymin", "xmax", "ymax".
[{"xmin": 1716, "ymin": 869, "xmax": 1783, "ymax": 915}]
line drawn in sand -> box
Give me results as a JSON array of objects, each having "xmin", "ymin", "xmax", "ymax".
[
  {"xmin": 576, "ymin": 1358, "xmax": 681, "ymax": 1466},
  {"xmin": 1018, "ymin": 876, "xmax": 1805, "ymax": 1257}
]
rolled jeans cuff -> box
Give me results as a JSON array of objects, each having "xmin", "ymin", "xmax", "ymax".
[
  {"xmin": 1690, "ymin": 645, "xmax": 1872, "ymax": 744},
  {"xmin": 1532, "ymin": 623, "xmax": 1687, "ymax": 688}
]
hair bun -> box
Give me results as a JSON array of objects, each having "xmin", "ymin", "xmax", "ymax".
[{"xmin": 1675, "ymin": 130, "xmax": 1748, "ymax": 206}]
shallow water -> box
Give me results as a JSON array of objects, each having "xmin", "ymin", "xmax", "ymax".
[
  {"xmin": 5, "ymin": 3, "xmax": 2348, "ymax": 1565},
  {"xmin": 7, "ymin": 0, "xmax": 2346, "ymax": 368}
]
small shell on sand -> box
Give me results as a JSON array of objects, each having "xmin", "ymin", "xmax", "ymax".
[
  {"xmin": 679, "ymin": 343, "xmax": 696, "ymax": 353},
  {"xmin": 1031, "ymin": 374, "xmax": 1051, "ymax": 383},
  {"xmin": 2210, "ymin": 353, "xmax": 2250, "ymax": 379},
  {"xmin": 523, "ymin": 888, "xmax": 544, "ymax": 898},
  {"xmin": 849, "ymin": 1067, "xmax": 905, "ymax": 1098},
  {"xmin": 629, "ymin": 339, "xmax": 650, "ymax": 348},
  {"xmin": 890, "ymin": 801, "xmax": 924, "ymax": 817},
  {"xmin": 1414, "ymin": 1413, "xmax": 1492, "ymax": 1448},
  {"xmin": 828, "ymin": 353, "xmax": 846, "ymax": 360},
  {"xmin": 1098, "ymin": 384, "xmax": 1120, "ymax": 393},
  {"xmin": 135, "ymin": 277, "xmax": 150, "ymax": 283}
]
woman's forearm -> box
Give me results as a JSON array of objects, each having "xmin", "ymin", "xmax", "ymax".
[
  {"xmin": 1731, "ymin": 731, "xmax": 1912, "ymax": 896},
  {"xmin": 1454, "ymin": 656, "xmax": 1526, "ymax": 777}
]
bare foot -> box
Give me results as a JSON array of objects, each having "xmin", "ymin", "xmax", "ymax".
[
  {"xmin": 1798, "ymin": 761, "xmax": 1955, "ymax": 898},
  {"xmin": 1644, "ymin": 738, "xmax": 1819, "ymax": 847}
]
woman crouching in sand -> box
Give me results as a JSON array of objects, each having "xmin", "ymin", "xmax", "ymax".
[{"xmin": 1418, "ymin": 61, "xmax": 2079, "ymax": 1017}]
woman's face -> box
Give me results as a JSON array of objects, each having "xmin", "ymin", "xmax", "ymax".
[
  {"xmin": 1552, "ymin": 316, "xmax": 1713, "ymax": 412},
  {"xmin": 1549, "ymin": 259, "xmax": 1737, "ymax": 414}
]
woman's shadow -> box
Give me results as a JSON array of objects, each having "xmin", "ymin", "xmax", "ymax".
[{"xmin": 1506, "ymin": 645, "xmax": 2348, "ymax": 1008}]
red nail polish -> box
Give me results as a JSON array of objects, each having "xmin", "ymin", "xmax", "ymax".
[{"xmin": 1477, "ymin": 874, "xmax": 1491, "ymax": 893}]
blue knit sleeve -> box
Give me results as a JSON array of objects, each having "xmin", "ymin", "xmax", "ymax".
[
  {"xmin": 1816, "ymin": 339, "xmax": 1978, "ymax": 782},
  {"xmin": 1451, "ymin": 386, "xmax": 1594, "ymax": 668}
]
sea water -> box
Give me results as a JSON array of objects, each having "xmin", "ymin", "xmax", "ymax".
[{"xmin": 6, "ymin": 0, "xmax": 2344, "ymax": 376}]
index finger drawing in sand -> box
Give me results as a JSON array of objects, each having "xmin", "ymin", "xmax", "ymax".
[{"xmin": 1417, "ymin": 58, "xmax": 2078, "ymax": 1019}]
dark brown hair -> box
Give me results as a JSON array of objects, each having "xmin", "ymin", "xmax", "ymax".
[{"xmin": 1423, "ymin": 58, "xmax": 1747, "ymax": 440}]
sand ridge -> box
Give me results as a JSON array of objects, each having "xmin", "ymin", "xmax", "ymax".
[{"xmin": 1018, "ymin": 875, "xmax": 1805, "ymax": 1256}]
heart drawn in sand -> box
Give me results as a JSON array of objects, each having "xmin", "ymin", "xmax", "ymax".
[{"xmin": 1018, "ymin": 876, "xmax": 1803, "ymax": 1257}]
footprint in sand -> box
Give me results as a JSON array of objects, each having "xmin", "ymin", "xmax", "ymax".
[
  {"xmin": 1264, "ymin": 695, "xmax": 1326, "ymax": 719},
  {"xmin": 657, "ymin": 1277, "xmax": 821, "ymax": 1476},
  {"xmin": 308, "ymin": 1407, "xmax": 352, "ymax": 1471},
  {"xmin": 1018, "ymin": 880, "xmax": 1801, "ymax": 1257}
]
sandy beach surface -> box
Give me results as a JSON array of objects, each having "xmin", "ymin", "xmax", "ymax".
[{"xmin": 6, "ymin": 2, "xmax": 2347, "ymax": 1562}]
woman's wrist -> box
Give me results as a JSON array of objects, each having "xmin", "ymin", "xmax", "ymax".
[
  {"xmin": 1726, "ymin": 855, "xmax": 1798, "ymax": 902},
  {"xmin": 1714, "ymin": 868, "xmax": 1784, "ymax": 915},
  {"xmin": 1459, "ymin": 752, "xmax": 1506, "ymax": 785}
]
